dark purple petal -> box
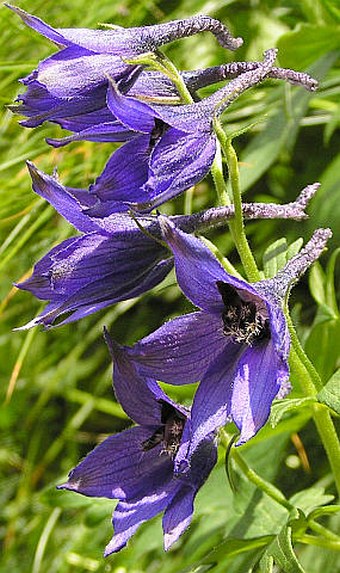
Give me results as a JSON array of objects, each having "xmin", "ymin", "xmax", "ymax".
[
  {"xmin": 231, "ymin": 339, "xmax": 289, "ymax": 444},
  {"xmin": 162, "ymin": 486, "xmax": 195, "ymax": 550},
  {"xmin": 129, "ymin": 311, "xmax": 226, "ymax": 384},
  {"xmin": 137, "ymin": 130, "xmax": 216, "ymax": 212},
  {"xmin": 187, "ymin": 343, "xmax": 243, "ymax": 454},
  {"xmin": 159, "ymin": 217, "xmax": 261, "ymax": 313},
  {"xmin": 47, "ymin": 121, "xmax": 135, "ymax": 147},
  {"xmin": 163, "ymin": 433, "xmax": 217, "ymax": 548},
  {"xmin": 35, "ymin": 49, "xmax": 130, "ymax": 98},
  {"xmin": 17, "ymin": 243, "xmax": 173, "ymax": 328},
  {"xmin": 105, "ymin": 483, "xmax": 175, "ymax": 555},
  {"xmin": 6, "ymin": 5, "xmax": 74, "ymax": 46},
  {"xmin": 27, "ymin": 162, "xmax": 99, "ymax": 233},
  {"xmin": 105, "ymin": 336, "xmax": 188, "ymax": 425},
  {"xmin": 89, "ymin": 135, "xmax": 150, "ymax": 205},
  {"xmin": 107, "ymin": 82, "xmax": 155, "ymax": 133},
  {"xmin": 58, "ymin": 426, "xmax": 173, "ymax": 500}
]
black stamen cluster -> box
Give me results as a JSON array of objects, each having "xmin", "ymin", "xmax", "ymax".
[
  {"xmin": 142, "ymin": 401, "xmax": 186, "ymax": 458},
  {"xmin": 217, "ymin": 281, "xmax": 270, "ymax": 346}
]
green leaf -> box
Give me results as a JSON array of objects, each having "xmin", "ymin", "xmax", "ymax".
[
  {"xmin": 263, "ymin": 238, "xmax": 288, "ymax": 278},
  {"xmin": 262, "ymin": 237, "xmax": 303, "ymax": 279},
  {"xmin": 277, "ymin": 24, "xmax": 340, "ymax": 70},
  {"xmin": 258, "ymin": 552, "xmax": 274, "ymax": 573},
  {"xmin": 309, "ymin": 262, "xmax": 326, "ymax": 306},
  {"xmin": 289, "ymin": 487, "xmax": 335, "ymax": 515},
  {"xmin": 265, "ymin": 523, "xmax": 306, "ymax": 573},
  {"xmin": 317, "ymin": 369, "xmax": 340, "ymax": 414},
  {"xmin": 270, "ymin": 398, "xmax": 315, "ymax": 427},
  {"xmin": 325, "ymin": 247, "xmax": 340, "ymax": 314}
]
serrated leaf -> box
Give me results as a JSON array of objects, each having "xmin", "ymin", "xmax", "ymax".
[
  {"xmin": 317, "ymin": 369, "xmax": 340, "ymax": 414},
  {"xmin": 270, "ymin": 398, "xmax": 315, "ymax": 427}
]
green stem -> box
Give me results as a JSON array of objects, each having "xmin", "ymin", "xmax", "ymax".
[
  {"xmin": 289, "ymin": 347, "xmax": 340, "ymax": 497},
  {"xmin": 287, "ymin": 313, "xmax": 322, "ymax": 393},
  {"xmin": 308, "ymin": 520, "xmax": 340, "ymax": 542},
  {"xmin": 200, "ymin": 236, "xmax": 243, "ymax": 278},
  {"xmin": 210, "ymin": 142, "xmax": 230, "ymax": 206},
  {"xmin": 214, "ymin": 121, "xmax": 261, "ymax": 282},
  {"xmin": 220, "ymin": 430, "xmax": 293, "ymax": 511},
  {"xmin": 156, "ymin": 54, "xmax": 194, "ymax": 104},
  {"xmin": 313, "ymin": 405, "xmax": 340, "ymax": 497},
  {"xmin": 298, "ymin": 534, "xmax": 340, "ymax": 551}
]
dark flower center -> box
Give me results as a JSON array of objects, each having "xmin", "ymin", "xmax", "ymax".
[
  {"xmin": 217, "ymin": 281, "xmax": 270, "ymax": 346},
  {"xmin": 142, "ymin": 400, "xmax": 186, "ymax": 459},
  {"xmin": 149, "ymin": 118, "xmax": 168, "ymax": 148}
]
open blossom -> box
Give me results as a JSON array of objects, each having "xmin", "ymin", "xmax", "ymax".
[
  {"xmin": 128, "ymin": 218, "xmax": 331, "ymax": 462},
  {"xmin": 16, "ymin": 163, "xmax": 318, "ymax": 328},
  {"xmin": 7, "ymin": 5, "xmax": 241, "ymax": 139},
  {"xmin": 59, "ymin": 337, "xmax": 217, "ymax": 554}
]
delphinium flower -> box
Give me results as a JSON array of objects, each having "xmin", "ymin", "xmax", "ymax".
[
  {"xmin": 59, "ymin": 334, "xmax": 217, "ymax": 554},
  {"xmin": 84, "ymin": 49, "xmax": 318, "ymax": 215},
  {"xmin": 10, "ymin": 60, "xmax": 317, "ymax": 148},
  {"xmin": 127, "ymin": 217, "xmax": 331, "ymax": 465},
  {"xmin": 16, "ymin": 163, "xmax": 318, "ymax": 328},
  {"xmin": 7, "ymin": 4, "xmax": 242, "ymax": 141}
]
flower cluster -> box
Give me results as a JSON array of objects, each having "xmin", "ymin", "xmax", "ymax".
[{"xmin": 10, "ymin": 5, "xmax": 331, "ymax": 555}]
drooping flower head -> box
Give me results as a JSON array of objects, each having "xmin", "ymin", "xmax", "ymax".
[
  {"xmin": 127, "ymin": 217, "xmax": 331, "ymax": 464},
  {"xmin": 85, "ymin": 49, "xmax": 317, "ymax": 215},
  {"xmin": 16, "ymin": 163, "xmax": 319, "ymax": 328},
  {"xmin": 59, "ymin": 335, "xmax": 217, "ymax": 554},
  {"xmin": 7, "ymin": 5, "xmax": 242, "ymax": 139}
]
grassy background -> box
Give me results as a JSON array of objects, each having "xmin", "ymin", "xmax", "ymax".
[{"xmin": 1, "ymin": 0, "xmax": 339, "ymax": 572}]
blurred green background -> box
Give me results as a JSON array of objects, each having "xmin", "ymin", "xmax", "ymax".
[{"xmin": 1, "ymin": 0, "xmax": 339, "ymax": 571}]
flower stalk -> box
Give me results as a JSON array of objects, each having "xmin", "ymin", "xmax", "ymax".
[{"xmin": 214, "ymin": 120, "xmax": 261, "ymax": 282}]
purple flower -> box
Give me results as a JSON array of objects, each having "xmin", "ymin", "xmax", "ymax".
[
  {"xmin": 16, "ymin": 163, "xmax": 318, "ymax": 328},
  {"xmin": 128, "ymin": 216, "xmax": 292, "ymax": 453},
  {"xmin": 16, "ymin": 163, "xmax": 172, "ymax": 328},
  {"xmin": 58, "ymin": 336, "xmax": 217, "ymax": 554},
  {"xmin": 7, "ymin": 5, "xmax": 241, "ymax": 139},
  {"xmin": 87, "ymin": 49, "xmax": 280, "ymax": 215}
]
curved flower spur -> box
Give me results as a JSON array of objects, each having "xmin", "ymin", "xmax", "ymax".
[
  {"xmin": 58, "ymin": 335, "xmax": 217, "ymax": 554},
  {"xmin": 15, "ymin": 163, "xmax": 319, "ymax": 328},
  {"xmin": 127, "ymin": 218, "xmax": 332, "ymax": 462},
  {"xmin": 86, "ymin": 49, "xmax": 318, "ymax": 215},
  {"xmin": 7, "ymin": 4, "xmax": 241, "ymax": 138}
]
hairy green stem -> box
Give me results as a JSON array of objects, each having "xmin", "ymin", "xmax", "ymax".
[
  {"xmin": 220, "ymin": 430, "xmax": 293, "ymax": 511},
  {"xmin": 157, "ymin": 54, "xmax": 194, "ymax": 103},
  {"xmin": 214, "ymin": 121, "xmax": 261, "ymax": 282},
  {"xmin": 287, "ymin": 313, "xmax": 322, "ymax": 393},
  {"xmin": 210, "ymin": 142, "xmax": 230, "ymax": 206},
  {"xmin": 313, "ymin": 406, "xmax": 340, "ymax": 497},
  {"xmin": 289, "ymin": 348, "xmax": 340, "ymax": 497}
]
